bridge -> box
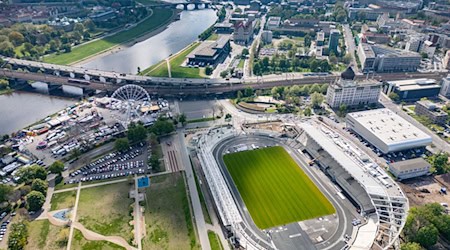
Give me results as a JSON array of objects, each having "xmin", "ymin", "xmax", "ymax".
[
  {"xmin": 2, "ymin": 57, "xmax": 448, "ymax": 96},
  {"xmin": 144, "ymin": 0, "xmax": 212, "ymax": 11}
]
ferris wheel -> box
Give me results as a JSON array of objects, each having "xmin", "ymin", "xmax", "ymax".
[{"xmin": 111, "ymin": 84, "xmax": 151, "ymax": 127}]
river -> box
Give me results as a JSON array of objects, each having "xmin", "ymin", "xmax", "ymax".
[
  {"xmin": 0, "ymin": 92, "xmax": 75, "ymax": 135},
  {"xmin": 81, "ymin": 9, "xmax": 217, "ymax": 74}
]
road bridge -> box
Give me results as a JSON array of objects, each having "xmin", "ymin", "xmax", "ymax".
[{"xmin": 144, "ymin": 0, "xmax": 212, "ymax": 10}]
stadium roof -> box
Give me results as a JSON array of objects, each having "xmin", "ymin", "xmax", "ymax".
[
  {"xmin": 346, "ymin": 108, "xmax": 432, "ymax": 147},
  {"xmin": 301, "ymin": 122, "xmax": 403, "ymax": 197}
]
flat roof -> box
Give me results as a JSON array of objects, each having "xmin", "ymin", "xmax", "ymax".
[
  {"xmin": 390, "ymin": 158, "xmax": 430, "ymax": 171},
  {"xmin": 301, "ymin": 122, "xmax": 403, "ymax": 197},
  {"xmin": 346, "ymin": 108, "xmax": 432, "ymax": 146}
]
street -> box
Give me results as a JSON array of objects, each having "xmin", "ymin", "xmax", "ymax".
[{"xmin": 342, "ymin": 24, "xmax": 359, "ymax": 72}]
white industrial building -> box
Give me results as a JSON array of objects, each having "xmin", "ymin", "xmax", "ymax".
[
  {"xmin": 346, "ymin": 109, "xmax": 432, "ymax": 153},
  {"xmin": 326, "ymin": 67, "xmax": 381, "ymax": 108},
  {"xmin": 389, "ymin": 158, "xmax": 431, "ymax": 180}
]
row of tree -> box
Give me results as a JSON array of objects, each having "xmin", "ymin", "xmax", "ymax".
[{"xmin": 253, "ymin": 56, "xmax": 331, "ymax": 75}]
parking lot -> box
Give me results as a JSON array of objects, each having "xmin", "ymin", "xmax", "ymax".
[{"xmin": 65, "ymin": 144, "xmax": 149, "ymax": 185}]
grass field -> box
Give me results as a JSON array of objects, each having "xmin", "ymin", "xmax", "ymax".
[
  {"xmin": 142, "ymin": 42, "xmax": 206, "ymax": 78},
  {"xmin": 208, "ymin": 231, "xmax": 224, "ymax": 250},
  {"xmin": 141, "ymin": 173, "xmax": 199, "ymax": 250},
  {"xmin": 26, "ymin": 220, "xmax": 66, "ymax": 250},
  {"xmin": 51, "ymin": 190, "xmax": 76, "ymax": 211},
  {"xmin": 223, "ymin": 146, "xmax": 335, "ymax": 229},
  {"xmin": 44, "ymin": 9, "xmax": 174, "ymax": 65},
  {"xmin": 71, "ymin": 229, "xmax": 125, "ymax": 250},
  {"xmin": 77, "ymin": 181, "xmax": 133, "ymax": 243}
]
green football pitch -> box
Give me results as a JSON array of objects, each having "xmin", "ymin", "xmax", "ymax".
[{"xmin": 223, "ymin": 146, "xmax": 335, "ymax": 229}]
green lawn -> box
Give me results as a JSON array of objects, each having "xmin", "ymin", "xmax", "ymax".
[
  {"xmin": 50, "ymin": 190, "xmax": 76, "ymax": 211},
  {"xmin": 77, "ymin": 181, "xmax": 133, "ymax": 243},
  {"xmin": 206, "ymin": 33, "xmax": 219, "ymax": 41},
  {"xmin": 237, "ymin": 59, "xmax": 245, "ymax": 69},
  {"xmin": 71, "ymin": 229, "xmax": 125, "ymax": 250},
  {"xmin": 187, "ymin": 117, "xmax": 215, "ymax": 123},
  {"xmin": 223, "ymin": 146, "xmax": 335, "ymax": 229},
  {"xmin": 44, "ymin": 9, "xmax": 174, "ymax": 65},
  {"xmin": 143, "ymin": 42, "xmax": 205, "ymax": 78},
  {"xmin": 26, "ymin": 220, "xmax": 66, "ymax": 250},
  {"xmin": 141, "ymin": 173, "xmax": 199, "ymax": 250},
  {"xmin": 208, "ymin": 231, "xmax": 223, "ymax": 250}
]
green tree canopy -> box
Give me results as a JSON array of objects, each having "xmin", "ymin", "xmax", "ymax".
[
  {"xmin": 16, "ymin": 165, "xmax": 47, "ymax": 184},
  {"xmin": 400, "ymin": 242, "xmax": 422, "ymax": 250},
  {"xmin": 0, "ymin": 184, "xmax": 12, "ymax": 203},
  {"xmin": 148, "ymin": 118, "xmax": 175, "ymax": 136},
  {"xmin": 127, "ymin": 122, "xmax": 148, "ymax": 143},
  {"xmin": 311, "ymin": 92, "xmax": 324, "ymax": 108},
  {"xmin": 31, "ymin": 179, "xmax": 48, "ymax": 196},
  {"xmin": 26, "ymin": 191, "xmax": 45, "ymax": 212},
  {"xmin": 49, "ymin": 160, "xmax": 65, "ymax": 175},
  {"xmin": 115, "ymin": 138, "xmax": 130, "ymax": 152}
]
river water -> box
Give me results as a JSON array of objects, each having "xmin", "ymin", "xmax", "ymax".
[
  {"xmin": 0, "ymin": 92, "xmax": 75, "ymax": 135},
  {"xmin": 82, "ymin": 9, "xmax": 217, "ymax": 74}
]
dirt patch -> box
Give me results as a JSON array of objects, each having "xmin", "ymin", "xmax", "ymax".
[{"xmin": 399, "ymin": 176, "xmax": 450, "ymax": 207}]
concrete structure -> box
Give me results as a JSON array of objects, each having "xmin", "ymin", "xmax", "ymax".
[
  {"xmin": 316, "ymin": 31, "xmax": 325, "ymax": 46},
  {"xmin": 214, "ymin": 22, "xmax": 233, "ymax": 34},
  {"xmin": 382, "ymin": 78, "xmax": 441, "ymax": 100},
  {"xmin": 414, "ymin": 100, "xmax": 448, "ymax": 125},
  {"xmin": 328, "ymin": 29, "xmax": 340, "ymax": 54},
  {"xmin": 233, "ymin": 20, "xmax": 253, "ymax": 45},
  {"xmin": 389, "ymin": 158, "xmax": 431, "ymax": 180},
  {"xmin": 421, "ymin": 40, "xmax": 436, "ymax": 58},
  {"xmin": 358, "ymin": 43, "xmax": 421, "ymax": 72},
  {"xmin": 187, "ymin": 36, "xmax": 231, "ymax": 66},
  {"xmin": 300, "ymin": 121, "xmax": 408, "ymax": 249},
  {"xmin": 440, "ymin": 75, "xmax": 450, "ymax": 97},
  {"xmin": 346, "ymin": 108, "xmax": 432, "ymax": 153},
  {"xmin": 326, "ymin": 67, "xmax": 381, "ymax": 108},
  {"xmin": 347, "ymin": 7, "xmax": 383, "ymax": 21},
  {"xmin": 261, "ymin": 30, "xmax": 272, "ymax": 43}
]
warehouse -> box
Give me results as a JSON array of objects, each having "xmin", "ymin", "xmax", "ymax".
[
  {"xmin": 346, "ymin": 109, "xmax": 432, "ymax": 153},
  {"xmin": 389, "ymin": 158, "xmax": 431, "ymax": 180}
]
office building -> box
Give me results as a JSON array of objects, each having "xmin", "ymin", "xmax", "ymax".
[
  {"xmin": 328, "ymin": 29, "xmax": 340, "ymax": 54},
  {"xmin": 233, "ymin": 20, "xmax": 253, "ymax": 45},
  {"xmin": 266, "ymin": 16, "xmax": 281, "ymax": 30},
  {"xmin": 261, "ymin": 30, "xmax": 272, "ymax": 43},
  {"xmin": 382, "ymin": 78, "xmax": 441, "ymax": 100},
  {"xmin": 439, "ymin": 74, "xmax": 450, "ymax": 97},
  {"xmin": 316, "ymin": 31, "xmax": 325, "ymax": 46},
  {"xmin": 389, "ymin": 158, "xmax": 431, "ymax": 180},
  {"xmin": 326, "ymin": 67, "xmax": 381, "ymax": 108},
  {"xmin": 358, "ymin": 43, "xmax": 421, "ymax": 72},
  {"xmin": 346, "ymin": 108, "xmax": 432, "ymax": 153},
  {"xmin": 415, "ymin": 100, "xmax": 448, "ymax": 125}
]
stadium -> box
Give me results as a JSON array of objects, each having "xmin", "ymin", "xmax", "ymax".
[{"xmin": 196, "ymin": 120, "xmax": 408, "ymax": 250}]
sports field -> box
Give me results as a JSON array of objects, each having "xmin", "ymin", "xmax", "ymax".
[{"xmin": 223, "ymin": 146, "xmax": 335, "ymax": 229}]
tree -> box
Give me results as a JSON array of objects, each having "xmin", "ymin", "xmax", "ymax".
[
  {"xmin": 149, "ymin": 154, "xmax": 161, "ymax": 172},
  {"xmin": 31, "ymin": 179, "xmax": 48, "ymax": 196},
  {"xmin": 225, "ymin": 113, "xmax": 232, "ymax": 120},
  {"xmin": 303, "ymin": 107, "xmax": 312, "ymax": 116},
  {"xmin": 241, "ymin": 48, "xmax": 249, "ymax": 57},
  {"xmin": 73, "ymin": 23, "xmax": 85, "ymax": 33},
  {"xmin": 16, "ymin": 165, "xmax": 47, "ymax": 184},
  {"xmin": 400, "ymin": 242, "xmax": 422, "ymax": 250},
  {"xmin": 304, "ymin": 34, "xmax": 312, "ymax": 48},
  {"xmin": 7, "ymin": 222, "xmax": 28, "ymax": 250},
  {"xmin": 309, "ymin": 83, "xmax": 321, "ymax": 94},
  {"xmin": 148, "ymin": 118, "xmax": 175, "ymax": 136},
  {"xmin": 0, "ymin": 41, "xmax": 14, "ymax": 57},
  {"xmin": 338, "ymin": 104, "xmax": 348, "ymax": 117},
  {"xmin": 0, "ymin": 184, "xmax": 12, "ymax": 203},
  {"xmin": 311, "ymin": 92, "xmax": 324, "ymax": 108},
  {"xmin": 8, "ymin": 31, "xmax": 24, "ymax": 46},
  {"xmin": 127, "ymin": 123, "xmax": 147, "ymax": 143},
  {"xmin": 388, "ymin": 92, "xmax": 400, "ymax": 102},
  {"xmin": 84, "ymin": 19, "xmax": 96, "ymax": 32},
  {"xmin": 429, "ymin": 153, "xmax": 449, "ymax": 174},
  {"xmin": 205, "ymin": 66, "xmax": 213, "ymax": 75},
  {"xmin": 115, "ymin": 138, "xmax": 130, "ymax": 152},
  {"xmin": 237, "ymin": 90, "xmax": 243, "ymax": 99},
  {"xmin": 26, "ymin": 191, "xmax": 45, "ymax": 212},
  {"xmin": 49, "ymin": 161, "xmax": 64, "ymax": 175},
  {"xmin": 178, "ymin": 113, "xmax": 187, "ymax": 125},
  {"xmin": 244, "ymin": 87, "xmax": 254, "ymax": 97},
  {"xmin": 415, "ymin": 225, "xmax": 439, "ymax": 248}
]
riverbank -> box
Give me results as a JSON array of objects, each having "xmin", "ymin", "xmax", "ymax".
[
  {"xmin": 141, "ymin": 42, "xmax": 207, "ymax": 78},
  {"xmin": 0, "ymin": 89, "xmax": 13, "ymax": 95},
  {"xmin": 43, "ymin": 8, "xmax": 178, "ymax": 66}
]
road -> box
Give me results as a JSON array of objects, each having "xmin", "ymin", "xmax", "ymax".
[
  {"xmin": 379, "ymin": 94, "xmax": 450, "ymax": 153},
  {"xmin": 246, "ymin": 14, "xmax": 266, "ymax": 77},
  {"xmin": 133, "ymin": 175, "xmax": 142, "ymax": 250},
  {"xmin": 66, "ymin": 182, "xmax": 82, "ymax": 250},
  {"xmin": 176, "ymin": 131, "xmax": 210, "ymax": 250},
  {"xmin": 342, "ymin": 24, "xmax": 359, "ymax": 72}
]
